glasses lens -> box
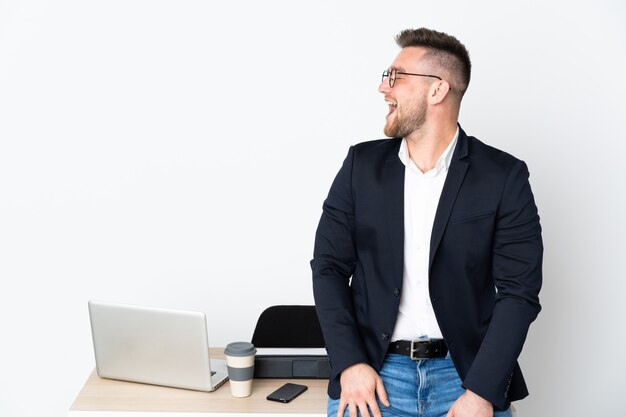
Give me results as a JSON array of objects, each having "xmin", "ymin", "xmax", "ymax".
[
  {"xmin": 390, "ymin": 69, "xmax": 397, "ymax": 88},
  {"xmin": 382, "ymin": 70, "xmax": 389, "ymax": 84}
]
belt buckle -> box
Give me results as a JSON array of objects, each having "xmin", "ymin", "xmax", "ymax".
[{"xmin": 410, "ymin": 339, "xmax": 430, "ymax": 360}]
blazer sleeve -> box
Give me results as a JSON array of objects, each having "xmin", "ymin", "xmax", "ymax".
[
  {"xmin": 462, "ymin": 159, "xmax": 543, "ymax": 409},
  {"xmin": 311, "ymin": 146, "xmax": 370, "ymax": 382}
]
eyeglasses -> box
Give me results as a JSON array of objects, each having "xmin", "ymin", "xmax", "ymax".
[{"xmin": 382, "ymin": 68, "xmax": 442, "ymax": 88}]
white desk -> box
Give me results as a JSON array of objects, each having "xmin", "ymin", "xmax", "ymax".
[{"xmin": 69, "ymin": 349, "xmax": 327, "ymax": 417}]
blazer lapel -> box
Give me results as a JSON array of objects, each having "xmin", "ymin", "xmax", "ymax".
[
  {"xmin": 429, "ymin": 128, "xmax": 469, "ymax": 269},
  {"xmin": 383, "ymin": 143, "xmax": 405, "ymax": 285}
]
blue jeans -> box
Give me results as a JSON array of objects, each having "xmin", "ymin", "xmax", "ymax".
[{"xmin": 328, "ymin": 354, "xmax": 512, "ymax": 417}]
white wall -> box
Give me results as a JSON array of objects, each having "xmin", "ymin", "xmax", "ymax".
[{"xmin": 1, "ymin": 1, "xmax": 625, "ymax": 416}]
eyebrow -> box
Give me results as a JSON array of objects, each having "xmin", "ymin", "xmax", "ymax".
[{"xmin": 389, "ymin": 65, "xmax": 406, "ymax": 72}]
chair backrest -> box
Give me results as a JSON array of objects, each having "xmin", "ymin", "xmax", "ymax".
[{"xmin": 251, "ymin": 305, "xmax": 325, "ymax": 348}]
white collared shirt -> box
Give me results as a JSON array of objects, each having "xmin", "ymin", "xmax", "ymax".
[{"xmin": 391, "ymin": 127, "xmax": 459, "ymax": 342}]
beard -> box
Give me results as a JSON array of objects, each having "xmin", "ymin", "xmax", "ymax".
[{"xmin": 384, "ymin": 95, "xmax": 427, "ymax": 138}]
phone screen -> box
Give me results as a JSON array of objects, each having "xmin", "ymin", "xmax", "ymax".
[{"xmin": 266, "ymin": 383, "xmax": 308, "ymax": 403}]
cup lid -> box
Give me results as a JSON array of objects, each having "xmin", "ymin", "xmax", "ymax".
[{"xmin": 224, "ymin": 341, "xmax": 256, "ymax": 357}]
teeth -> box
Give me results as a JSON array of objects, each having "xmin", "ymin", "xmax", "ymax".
[{"xmin": 386, "ymin": 100, "xmax": 397, "ymax": 107}]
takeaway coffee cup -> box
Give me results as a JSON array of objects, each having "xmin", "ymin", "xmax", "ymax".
[{"xmin": 224, "ymin": 342, "xmax": 257, "ymax": 397}]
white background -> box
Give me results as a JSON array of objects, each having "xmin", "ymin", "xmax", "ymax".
[{"xmin": 1, "ymin": 1, "xmax": 625, "ymax": 416}]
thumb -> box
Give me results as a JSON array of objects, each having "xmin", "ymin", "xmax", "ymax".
[{"xmin": 375, "ymin": 376, "xmax": 390, "ymax": 407}]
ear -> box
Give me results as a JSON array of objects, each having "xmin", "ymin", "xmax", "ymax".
[{"xmin": 428, "ymin": 80, "xmax": 451, "ymax": 104}]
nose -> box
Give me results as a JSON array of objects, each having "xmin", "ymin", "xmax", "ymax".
[{"xmin": 378, "ymin": 80, "xmax": 390, "ymax": 94}]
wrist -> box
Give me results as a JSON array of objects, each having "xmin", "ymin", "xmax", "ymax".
[{"xmin": 466, "ymin": 389, "xmax": 491, "ymax": 407}]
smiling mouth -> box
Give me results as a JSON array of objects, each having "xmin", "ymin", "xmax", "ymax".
[{"xmin": 386, "ymin": 100, "xmax": 397, "ymax": 117}]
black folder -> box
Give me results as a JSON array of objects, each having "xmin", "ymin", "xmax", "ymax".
[{"xmin": 254, "ymin": 352, "xmax": 330, "ymax": 379}]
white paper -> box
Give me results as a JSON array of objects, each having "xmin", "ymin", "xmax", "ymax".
[{"xmin": 255, "ymin": 347, "xmax": 328, "ymax": 356}]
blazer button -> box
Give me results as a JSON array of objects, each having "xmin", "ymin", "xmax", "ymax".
[
  {"xmin": 381, "ymin": 333, "xmax": 390, "ymax": 341},
  {"xmin": 394, "ymin": 288, "xmax": 400, "ymax": 297}
]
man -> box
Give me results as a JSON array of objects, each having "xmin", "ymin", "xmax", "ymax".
[{"xmin": 311, "ymin": 28, "xmax": 542, "ymax": 417}]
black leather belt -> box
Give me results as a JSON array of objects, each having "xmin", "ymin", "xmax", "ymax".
[{"xmin": 387, "ymin": 339, "xmax": 448, "ymax": 360}]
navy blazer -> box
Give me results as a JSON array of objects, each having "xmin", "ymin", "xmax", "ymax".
[{"xmin": 311, "ymin": 127, "xmax": 542, "ymax": 410}]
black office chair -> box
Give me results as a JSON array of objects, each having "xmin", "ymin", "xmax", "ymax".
[{"xmin": 251, "ymin": 305, "xmax": 325, "ymax": 348}]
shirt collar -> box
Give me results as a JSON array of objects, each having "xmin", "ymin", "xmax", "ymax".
[{"xmin": 398, "ymin": 127, "xmax": 459, "ymax": 176}]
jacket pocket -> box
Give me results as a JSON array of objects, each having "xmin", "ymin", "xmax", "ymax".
[{"xmin": 451, "ymin": 210, "xmax": 495, "ymax": 224}]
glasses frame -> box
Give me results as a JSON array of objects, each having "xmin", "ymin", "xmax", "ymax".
[{"xmin": 382, "ymin": 68, "xmax": 442, "ymax": 88}]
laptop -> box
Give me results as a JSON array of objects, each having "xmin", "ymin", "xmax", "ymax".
[{"xmin": 88, "ymin": 300, "xmax": 228, "ymax": 392}]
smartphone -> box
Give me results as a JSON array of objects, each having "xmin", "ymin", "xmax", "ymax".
[{"xmin": 266, "ymin": 383, "xmax": 308, "ymax": 403}]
